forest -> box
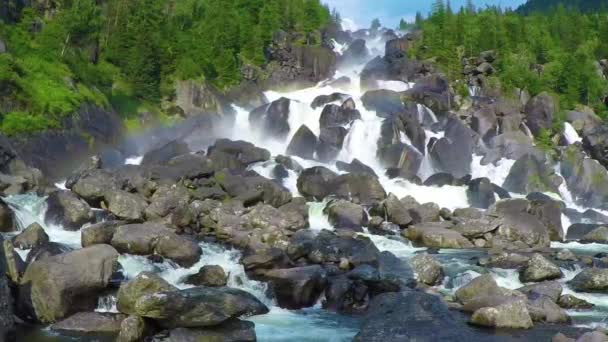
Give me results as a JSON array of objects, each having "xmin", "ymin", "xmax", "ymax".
[
  {"xmin": 0, "ymin": 0, "xmax": 332, "ymax": 135},
  {"xmin": 410, "ymin": 0, "xmax": 608, "ymax": 119}
]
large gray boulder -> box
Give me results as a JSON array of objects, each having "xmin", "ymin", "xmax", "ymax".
[
  {"xmin": 81, "ymin": 221, "xmax": 124, "ymax": 247},
  {"xmin": 207, "ymin": 139, "xmax": 271, "ymax": 171},
  {"xmin": 144, "ymin": 184, "xmax": 190, "ymax": 220},
  {"xmin": 249, "ymin": 97, "xmax": 291, "ymax": 139},
  {"xmin": 503, "ymin": 154, "xmax": 560, "ymax": 195},
  {"xmin": 568, "ymin": 268, "xmax": 608, "ymax": 292},
  {"xmin": 324, "ymin": 200, "xmax": 368, "ymax": 231},
  {"xmin": 286, "ymin": 125, "xmax": 318, "ymax": 160},
  {"xmin": 470, "ymin": 299, "xmax": 533, "ymax": 329},
  {"xmin": 561, "ymin": 144, "xmax": 608, "ymax": 210},
  {"xmin": 19, "ymin": 244, "xmax": 119, "ymax": 323},
  {"xmin": 519, "ymin": 254, "xmax": 562, "ymax": 283},
  {"xmin": 70, "ymin": 169, "xmax": 119, "ymax": 206},
  {"xmin": 261, "ymin": 265, "xmax": 327, "ymax": 309},
  {"xmin": 45, "ymin": 190, "xmax": 94, "ymax": 230},
  {"xmin": 12, "ymin": 222, "xmax": 48, "ymax": 249},
  {"xmin": 50, "ymin": 312, "xmax": 126, "ymax": 337},
  {"xmin": 133, "ymin": 287, "xmax": 269, "ymax": 328},
  {"xmin": 524, "ymin": 92, "xmax": 555, "ymax": 136},
  {"xmin": 405, "ymin": 223, "xmax": 473, "ymax": 249},
  {"xmin": 151, "ymin": 320, "xmax": 256, "ymax": 342},
  {"xmin": 117, "ymin": 272, "xmax": 177, "ymax": 315},
  {"xmin": 410, "ymin": 254, "xmax": 443, "ymax": 285},
  {"xmin": 429, "ymin": 117, "xmax": 475, "ymax": 178},
  {"xmin": 104, "ymin": 190, "xmax": 148, "ymax": 221}
]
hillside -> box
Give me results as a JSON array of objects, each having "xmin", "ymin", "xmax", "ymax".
[{"xmin": 517, "ymin": 0, "xmax": 608, "ymax": 14}]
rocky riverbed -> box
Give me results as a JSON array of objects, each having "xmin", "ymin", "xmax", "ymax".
[{"xmin": 2, "ymin": 25, "xmax": 608, "ymax": 342}]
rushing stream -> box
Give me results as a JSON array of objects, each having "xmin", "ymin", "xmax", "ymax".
[{"xmin": 4, "ymin": 25, "xmax": 608, "ymax": 341}]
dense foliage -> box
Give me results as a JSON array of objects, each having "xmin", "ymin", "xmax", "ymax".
[
  {"xmin": 0, "ymin": 0, "xmax": 331, "ymax": 135},
  {"xmin": 410, "ymin": 0, "xmax": 608, "ymax": 118},
  {"xmin": 517, "ymin": 0, "xmax": 608, "ymax": 14}
]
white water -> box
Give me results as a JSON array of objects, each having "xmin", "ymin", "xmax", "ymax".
[
  {"xmin": 564, "ymin": 122, "xmax": 583, "ymax": 144},
  {"xmin": 124, "ymin": 155, "xmax": 143, "ymax": 165}
]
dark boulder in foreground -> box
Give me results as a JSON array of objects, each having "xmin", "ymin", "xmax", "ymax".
[
  {"xmin": 151, "ymin": 320, "xmax": 256, "ymax": 342},
  {"xmin": 51, "ymin": 312, "xmax": 126, "ymax": 337},
  {"xmin": 286, "ymin": 125, "xmax": 318, "ymax": 160},
  {"xmin": 354, "ymin": 291, "xmax": 493, "ymax": 341}
]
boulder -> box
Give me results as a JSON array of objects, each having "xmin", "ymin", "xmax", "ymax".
[
  {"xmin": 25, "ymin": 242, "xmax": 72, "ymax": 264},
  {"xmin": 151, "ymin": 320, "xmax": 256, "ymax": 342},
  {"xmin": 184, "ymin": 265, "xmax": 228, "ymax": 287},
  {"xmin": 319, "ymin": 103, "xmax": 361, "ymax": 130},
  {"xmin": 12, "ymin": 222, "xmax": 49, "ymax": 249},
  {"xmin": 470, "ymin": 299, "xmax": 533, "ymax": 329},
  {"xmin": 261, "ymin": 265, "xmax": 327, "ymax": 309},
  {"xmin": 141, "ymin": 141, "xmax": 190, "ymax": 166},
  {"xmin": 296, "ymin": 166, "xmax": 338, "ymax": 200},
  {"xmin": 518, "ymin": 281, "xmax": 563, "ymax": 303},
  {"xmin": 526, "ymin": 295, "xmax": 570, "ymax": 323},
  {"xmin": 568, "ymin": 268, "xmax": 608, "ymax": 292},
  {"xmin": 45, "ymin": 190, "xmax": 93, "ymax": 230},
  {"xmin": 0, "ymin": 199, "xmax": 16, "ymax": 232},
  {"xmin": 410, "ymin": 253, "xmax": 443, "ymax": 285},
  {"xmin": 2, "ymin": 239, "xmax": 25, "ymax": 283},
  {"xmin": 19, "ymin": 244, "xmax": 119, "ymax": 323},
  {"xmin": 377, "ymin": 193, "xmax": 413, "ymax": 227},
  {"xmin": 144, "ymin": 184, "xmax": 190, "ymax": 220},
  {"xmin": 467, "ymin": 177, "xmax": 496, "ymax": 209},
  {"xmin": 311, "ymin": 93, "xmax": 349, "ymax": 109},
  {"xmin": 567, "ymin": 224, "xmax": 604, "ymax": 241},
  {"xmin": 329, "ymin": 173, "xmax": 387, "ymax": 205},
  {"xmin": 520, "ymin": 254, "xmax": 562, "ymax": 283},
  {"xmin": 377, "ymin": 143, "xmax": 422, "ymax": 177},
  {"xmin": 81, "ymin": 221, "xmax": 124, "ymax": 247},
  {"xmin": 405, "ymin": 223, "xmax": 473, "ymax": 249},
  {"xmin": 561, "ymin": 145, "xmax": 608, "ymax": 210},
  {"xmin": 70, "ymin": 169, "xmax": 119, "ymax": 206},
  {"xmin": 249, "ymin": 97, "xmax": 291, "ymax": 139},
  {"xmin": 324, "ymin": 200, "xmax": 368, "ymax": 231},
  {"xmin": 50, "ymin": 312, "xmax": 126, "ymax": 337},
  {"xmin": 581, "ymin": 226, "xmax": 608, "ymax": 244},
  {"xmin": 528, "ymin": 196, "xmax": 564, "ymax": 242},
  {"xmin": 360, "ymin": 89, "xmax": 403, "ymax": 117},
  {"xmin": 133, "ymin": 287, "xmax": 269, "ymax": 328},
  {"xmin": 403, "ymin": 74, "xmax": 454, "ymax": 115},
  {"xmin": 117, "ymin": 315, "xmax": 149, "ymax": 342},
  {"xmin": 117, "ymin": 272, "xmax": 177, "ymax": 315},
  {"xmin": 286, "ymin": 125, "xmax": 317, "ymax": 160},
  {"xmin": 111, "ymin": 223, "xmax": 201, "ymax": 267},
  {"xmin": 354, "ymin": 291, "xmax": 488, "ymax": 341},
  {"xmin": 207, "ymin": 139, "xmax": 270, "ymax": 171},
  {"xmin": 335, "ymin": 159, "xmax": 377, "ymax": 177},
  {"xmin": 558, "ymin": 294, "xmax": 594, "ymax": 309},
  {"xmin": 429, "ymin": 117, "xmax": 475, "ymax": 178},
  {"xmin": 503, "ymin": 154, "xmax": 560, "ymax": 195},
  {"xmin": 104, "ymin": 190, "xmax": 148, "ymax": 222},
  {"xmin": 524, "ymin": 92, "xmax": 555, "ymax": 136},
  {"xmin": 341, "ymin": 38, "xmax": 369, "ymax": 63}
]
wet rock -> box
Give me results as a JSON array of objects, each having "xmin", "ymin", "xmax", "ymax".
[
  {"xmin": 470, "ymin": 299, "xmax": 534, "ymax": 329},
  {"xmin": 297, "ymin": 166, "xmax": 338, "ymax": 200},
  {"xmin": 111, "ymin": 223, "xmax": 201, "ymax": 266},
  {"xmin": 0, "ymin": 250, "xmax": 14, "ymax": 333},
  {"xmin": 410, "ymin": 253, "xmax": 443, "ymax": 285},
  {"xmin": 329, "ymin": 173, "xmax": 387, "ymax": 205},
  {"xmin": 144, "ymin": 184, "xmax": 190, "ymax": 220},
  {"xmin": 184, "ymin": 265, "xmax": 228, "ymax": 287},
  {"xmin": 80, "ymin": 221, "xmax": 125, "ymax": 247},
  {"xmin": 568, "ymin": 268, "xmax": 608, "ymax": 292},
  {"xmin": 215, "ymin": 171, "xmax": 292, "ymax": 208},
  {"xmin": 558, "ymin": 294, "xmax": 594, "ymax": 309},
  {"xmin": 305, "ymin": 230, "xmax": 380, "ymax": 266},
  {"xmin": 117, "ymin": 315, "xmax": 149, "ymax": 342},
  {"xmin": 141, "ymin": 141, "xmax": 190, "ymax": 166},
  {"xmin": 576, "ymin": 331, "xmax": 608, "ymax": 342},
  {"xmin": 151, "ymin": 320, "xmax": 256, "ymax": 342},
  {"xmin": 478, "ymin": 252, "xmax": 530, "ymax": 268},
  {"xmin": 455, "ymin": 275, "xmax": 518, "ymax": 307},
  {"xmin": 556, "ymin": 249, "xmax": 578, "ymax": 261},
  {"xmin": 341, "ymin": 39, "xmax": 369, "ymax": 63},
  {"xmin": 489, "ymin": 199, "xmax": 551, "ymax": 248},
  {"xmin": 70, "ymin": 169, "xmax": 119, "ymax": 206},
  {"xmin": 104, "ymin": 190, "xmax": 148, "ymax": 222},
  {"xmin": 354, "ymin": 291, "xmax": 487, "ymax": 341},
  {"xmin": 2, "ymin": 239, "xmax": 25, "ymax": 283},
  {"xmin": 0, "ymin": 199, "xmax": 16, "ymax": 232},
  {"xmin": 528, "ymin": 196, "xmax": 564, "ymax": 242},
  {"xmin": 524, "ymin": 92, "xmax": 555, "ymax": 136},
  {"xmin": 518, "ymin": 281, "xmax": 563, "ymax": 303},
  {"xmin": 520, "ymin": 254, "xmax": 562, "ymax": 283},
  {"xmin": 133, "ymin": 287, "xmax": 269, "ymax": 328},
  {"xmin": 526, "ymin": 294, "xmax": 570, "ymax": 323},
  {"xmin": 324, "ymin": 200, "xmax": 368, "ymax": 231},
  {"xmin": 377, "ymin": 143, "xmax": 422, "ymax": 177},
  {"xmin": 581, "ymin": 226, "xmax": 608, "ymax": 244},
  {"xmin": 50, "ymin": 312, "xmax": 126, "ymax": 337},
  {"xmin": 423, "ymin": 173, "xmax": 455, "ymax": 187},
  {"xmin": 429, "ymin": 117, "xmax": 475, "ymax": 178},
  {"xmin": 360, "ymin": 89, "xmax": 404, "ymax": 117},
  {"xmin": 467, "ymin": 177, "xmax": 496, "ymax": 209},
  {"xmin": 207, "ymin": 139, "xmax": 271, "ymax": 171},
  {"xmin": 561, "ymin": 144, "xmax": 608, "ymax": 210},
  {"xmin": 335, "ymin": 159, "xmax": 377, "ymax": 177},
  {"xmin": 117, "ymin": 272, "xmax": 177, "ymax": 315},
  {"xmin": 319, "ymin": 102, "xmax": 361, "ymax": 130},
  {"xmin": 503, "ymin": 154, "xmax": 560, "ymax": 195},
  {"xmin": 311, "ymin": 93, "xmax": 350, "ymax": 109},
  {"xmin": 261, "ymin": 265, "xmax": 327, "ymax": 309},
  {"xmin": 249, "ymin": 97, "xmax": 291, "ymax": 139},
  {"xmin": 12, "ymin": 222, "xmax": 49, "ymax": 249},
  {"xmin": 405, "ymin": 223, "xmax": 473, "ymax": 249},
  {"xmin": 375, "ymin": 193, "xmax": 413, "ymax": 227},
  {"xmin": 286, "ymin": 125, "xmax": 317, "ymax": 160},
  {"xmin": 45, "ymin": 190, "xmax": 94, "ymax": 230},
  {"xmin": 403, "ymin": 74, "xmax": 454, "ymax": 115},
  {"xmin": 25, "ymin": 242, "xmax": 72, "ymax": 264},
  {"xmin": 242, "ymin": 248, "xmax": 288, "ymax": 271},
  {"xmin": 19, "ymin": 244, "xmax": 119, "ymax": 323},
  {"xmin": 567, "ymin": 224, "xmax": 603, "ymax": 241}
]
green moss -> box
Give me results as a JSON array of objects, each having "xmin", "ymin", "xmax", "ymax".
[{"xmin": 0, "ymin": 111, "xmax": 59, "ymax": 136}]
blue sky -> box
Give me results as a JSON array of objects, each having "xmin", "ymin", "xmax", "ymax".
[{"xmin": 324, "ymin": 0, "xmax": 528, "ymax": 29}]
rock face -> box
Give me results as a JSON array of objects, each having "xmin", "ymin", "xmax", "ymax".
[
  {"xmin": 568, "ymin": 268, "xmax": 608, "ymax": 292},
  {"xmin": 19, "ymin": 244, "xmax": 119, "ymax": 323},
  {"xmin": 261, "ymin": 265, "xmax": 327, "ymax": 309},
  {"xmin": 45, "ymin": 190, "xmax": 94, "ymax": 230},
  {"xmin": 520, "ymin": 254, "xmax": 562, "ymax": 283},
  {"xmin": 470, "ymin": 299, "xmax": 533, "ymax": 329},
  {"xmin": 133, "ymin": 287, "xmax": 269, "ymax": 328},
  {"xmin": 51, "ymin": 312, "xmax": 126, "ymax": 337}
]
